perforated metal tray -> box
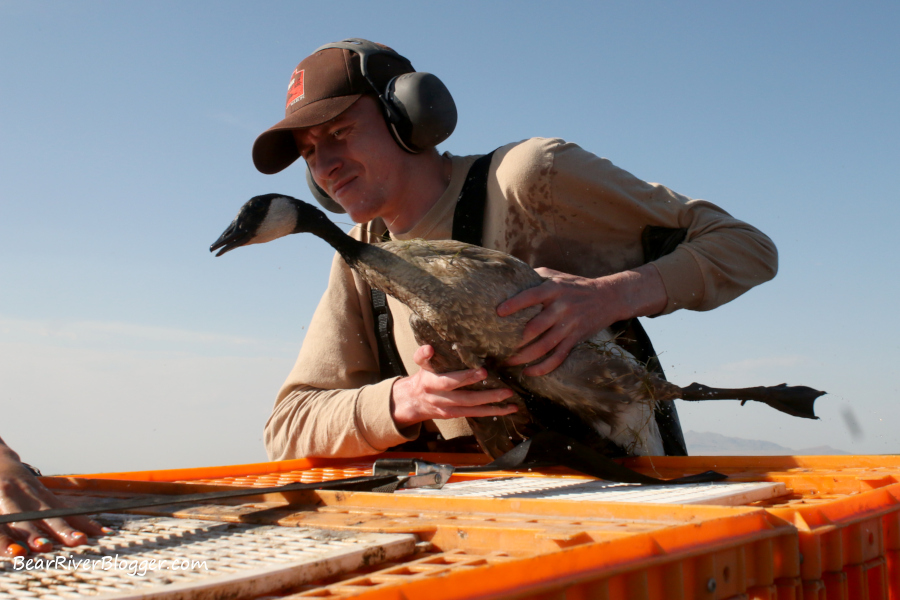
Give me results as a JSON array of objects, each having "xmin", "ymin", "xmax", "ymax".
[
  {"xmin": 0, "ymin": 514, "xmax": 416, "ymax": 600},
  {"xmin": 396, "ymin": 476, "xmax": 785, "ymax": 505}
]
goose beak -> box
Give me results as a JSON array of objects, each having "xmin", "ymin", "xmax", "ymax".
[{"xmin": 210, "ymin": 221, "xmax": 251, "ymax": 257}]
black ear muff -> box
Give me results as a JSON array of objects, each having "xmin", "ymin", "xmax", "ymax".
[
  {"xmin": 306, "ymin": 166, "xmax": 346, "ymax": 214},
  {"xmin": 385, "ymin": 72, "xmax": 457, "ymax": 153}
]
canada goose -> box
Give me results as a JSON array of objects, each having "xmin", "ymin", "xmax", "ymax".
[{"xmin": 211, "ymin": 194, "xmax": 824, "ymax": 458}]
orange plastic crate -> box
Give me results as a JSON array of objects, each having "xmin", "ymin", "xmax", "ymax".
[
  {"xmin": 44, "ymin": 475, "xmax": 799, "ymax": 600},
  {"xmin": 61, "ymin": 453, "xmax": 900, "ymax": 599},
  {"xmin": 619, "ymin": 455, "xmax": 900, "ymax": 502},
  {"xmin": 620, "ymin": 456, "xmax": 900, "ymax": 600},
  {"xmin": 765, "ymin": 484, "xmax": 900, "ymax": 600}
]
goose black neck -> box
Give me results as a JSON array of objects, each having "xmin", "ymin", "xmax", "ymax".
[{"xmin": 292, "ymin": 200, "xmax": 367, "ymax": 267}]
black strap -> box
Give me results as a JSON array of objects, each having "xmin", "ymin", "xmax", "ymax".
[
  {"xmin": 451, "ymin": 151, "xmax": 496, "ymax": 245},
  {"xmin": 609, "ymin": 317, "xmax": 688, "ymax": 456},
  {"xmin": 642, "ymin": 225, "xmax": 688, "ymax": 263},
  {"xmin": 372, "ymin": 288, "xmax": 408, "ymax": 380}
]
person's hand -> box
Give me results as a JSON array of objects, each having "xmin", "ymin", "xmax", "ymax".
[
  {"xmin": 391, "ymin": 345, "xmax": 518, "ymax": 425},
  {"xmin": 497, "ymin": 264, "xmax": 667, "ymax": 376},
  {"xmin": 0, "ymin": 442, "xmax": 109, "ymax": 557}
]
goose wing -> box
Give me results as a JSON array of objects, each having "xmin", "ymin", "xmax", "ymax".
[{"xmin": 377, "ymin": 240, "xmax": 544, "ymax": 360}]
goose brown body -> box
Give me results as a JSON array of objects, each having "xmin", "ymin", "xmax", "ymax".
[{"xmin": 347, "ymin": 238, "xmax": 685, "ymax": 452}]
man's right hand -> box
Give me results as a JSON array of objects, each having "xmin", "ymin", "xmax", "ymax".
[{"xmin": 390, "ymin": 345, "xmax": 517, "ymax": 425}]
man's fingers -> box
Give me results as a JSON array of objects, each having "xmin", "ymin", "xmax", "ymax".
[
  {"xmin": 497, "ymin": 284, "xmax": 551, "ymax": 318},
  {"xmin": 428, "ymin": 366, "xmax": 488, "ymax": 391},
  {"xmin": 506, "ymin": 317, "xmax": 572, "ymax": 366},
  {"xmin": 432, "ymin": 393, "xmax": 519, "ymax": 419},
  {"xmin": 446, "ymin": 387, "xmax": 514, "ymax": 407},
  {"xmin": 498, "ymin": 268, "xmax": 567, "ymax": 318},
  {"xmin": 443, "ymin": 402, "xmax": 520, "ymax": 419},
  {"xmin": 531, "ymin": 267, "xmax": 560, "ymax": 278},
  {"xmin": 517, "ymin": 304, "xmax": 566, "ymax": 347},
  {"xmin": 522, "ymin": 336, "xmax": 578, "ymax": 377},
  {"xmin": 423, "ymin": 387, "xmax": 516, "ymax": 420},
  {"xmin": 412, "ymin": 345, "xmax": 436, "ymax": 371}
]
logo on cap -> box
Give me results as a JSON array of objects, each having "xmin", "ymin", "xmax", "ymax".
[{"xmin": 286, "ymin": 68, "xmax": 305, "ymax": 110}]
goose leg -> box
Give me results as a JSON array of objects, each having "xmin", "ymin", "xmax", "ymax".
[{"xmin": 678, "ymin": 382, "xmax": 825, "ymax": 419}]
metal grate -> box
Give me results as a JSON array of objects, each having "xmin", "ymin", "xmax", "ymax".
[
  {"xmin": 396, "ymin": 477, "xmax": 786, "ymax": 505},
  {"xmin": 0, "ymin": 514, "xmax": 415, "ymax": 600}
]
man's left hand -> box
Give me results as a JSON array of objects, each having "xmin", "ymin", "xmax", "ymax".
[{"xmin": 497, "ymin": 264, "xmax": 668, "ymax": 376}]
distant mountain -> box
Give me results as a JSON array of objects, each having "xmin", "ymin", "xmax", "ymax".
[{"xmin": 684, "ymin": 430, "xmax": 849, "ymax": 456}]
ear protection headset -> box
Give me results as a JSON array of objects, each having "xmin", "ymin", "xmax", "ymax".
[{"xmin": 305, "ymin": 38, "xmax": 458, "ymax": 213}]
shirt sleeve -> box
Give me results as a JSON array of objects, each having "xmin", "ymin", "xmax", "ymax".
[
  {"xmin": 264, "ymin": 251, "xmax": 419, "ymax": 460},
  {"xmin": 544, "ymin": 139, "xmax": 778, "ymax": 314}
]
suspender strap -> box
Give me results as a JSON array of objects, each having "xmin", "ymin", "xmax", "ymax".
[
  {"xmin": 451, "ymin": 151, "xmax": 496, "ymax": 245},
  {"xmin": 372, "ymin": 288, "xmax": 408, "ymax": 379},
  {"xmin": 608, "ymin": 317, "xmax": 688, "ymax": 456}
]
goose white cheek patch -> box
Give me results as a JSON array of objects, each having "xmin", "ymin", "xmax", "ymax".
[{"xmin": 254, "ymin": 196, "xmax": 298, "ymax": 244}]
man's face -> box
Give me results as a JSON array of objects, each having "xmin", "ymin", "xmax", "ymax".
[{"xmin": 293, "ymin": 96, "xmax": 412, "ymax": 224}]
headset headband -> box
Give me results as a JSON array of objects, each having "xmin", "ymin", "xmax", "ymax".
[
  {"xmin": 314, "ymin": 38, "xmax": 407, "ymax": 83},
  {"xmin": 314, "ymin": 38, "xmax": 414, "ymax": 150}
]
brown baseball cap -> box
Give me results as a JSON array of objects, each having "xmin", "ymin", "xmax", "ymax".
[{"xmin": 252, "ymin": 43, "xmax": 415, "ymax": 175}]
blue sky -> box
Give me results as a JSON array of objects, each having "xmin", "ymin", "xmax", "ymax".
[{"xmin": 1, "ymin": 1, "xmax": 898, "ymax": 474}]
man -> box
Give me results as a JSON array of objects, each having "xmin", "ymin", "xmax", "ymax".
[{"xmin": 252, "ymin": 40, "xmax": 778, "ymax": 460}]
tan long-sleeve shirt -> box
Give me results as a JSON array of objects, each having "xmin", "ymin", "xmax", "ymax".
[{"xmin": 264, "ymin": 138, "xmax": 778, "ymax": 460}]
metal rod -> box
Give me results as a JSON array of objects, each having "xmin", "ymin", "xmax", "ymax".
[{"xmin": 0, "ymin": 474, "xmax": 407, "ymax": 525}]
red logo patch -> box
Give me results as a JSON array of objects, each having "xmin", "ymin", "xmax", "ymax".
[{"xmin": 286, "ymin": 68, "xmax": 305, "ymax": 109}]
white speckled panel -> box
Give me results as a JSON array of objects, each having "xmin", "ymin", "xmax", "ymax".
[
  {"xmin": 398, "ymin": 477, "xmax": 785, "ymax": 505},
  {"xmin": 0, "ymin": 514, "xmax": 416, "ymax": 600}
]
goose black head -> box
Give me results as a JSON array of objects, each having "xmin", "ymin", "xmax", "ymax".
[{"xmin": 210, "ymin": 193, "xmax": 333, "ymax": 257}]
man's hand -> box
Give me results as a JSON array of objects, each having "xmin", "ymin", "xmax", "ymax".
[
  {"xmin": 0, "ymin": 441, "xmax": 109, "ymax": 557},
  {"xmin": 391, "ymin": 345, "xmax": 517, "ymax": 425},
  {"xmin": 498, "ymin": 264, "xmax": 668, "ymax": 376}
]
